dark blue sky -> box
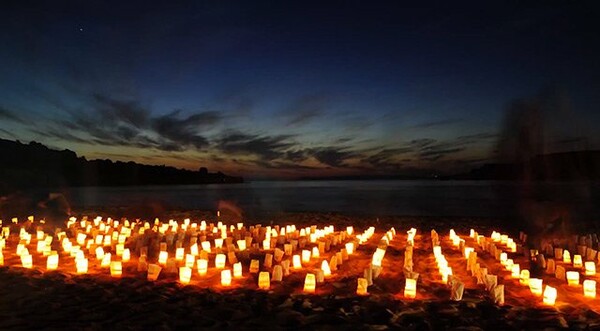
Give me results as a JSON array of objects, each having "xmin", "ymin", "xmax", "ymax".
[{"xmin": 1, "ymin": 1, "xmax": 599, "ymax": 178}]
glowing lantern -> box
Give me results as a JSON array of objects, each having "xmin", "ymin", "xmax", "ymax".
[
  {"xmin": 301, "ymin": 250, "xmax": 311, "ymax": 263},
  {"xmin": 585, "ymin": 261, "xmax": 596, "ymax": 276},
  {"xmin": 292, "ymin": 255, "xmax": 302, "ymax": 269},
  {"xmin": 221, "ymin": 269, "xmax": 232, "ymax": 286},
  {"xmin": 312, "ymin": 247, "xmax": 320, "ymax": 258},
  {"xmin": 584, "ymin": 279, "xmax": 596, "ymax": 298},
  {"xmin": 175, "ymin": 248, "xmax": 184, "ymax": 261},
  {"xmin": 563, "ymin": 250, "xmax": 571, "ymax": 264},
  {"xmin": 237, "ymin": 240, "xmax": 246, "ymax": 251},
  {"xmin": 197, "ymin": 259, "xmax": 208, "ymax": 276},
  {"xmin": 258, "ymin": 271, "xmax": 270, "ymax": 290},
  {"xmin": 179, "ymin": 267, "xmax": 192, "ymax": 284},
  {"xmin": 147, "ymin": 264, "xmax": 162, "ymax": 281},
  {"xmin": 158, "ymin": 251, "xmax": 168, "ymax": 265},
  {"xmin": 505, "ymin": 259, "xmax": 514, "ymax": 271},
  {"xmin": 185, "ymin": 254, "xmax": 195, "ymax": 268},
  {"xmin": 95, "ymin": 247, "xmax": 105, "ymax": 260},
  {"xmin": 110, "ymin": 261, "xmax": 122, "ymax": 278},
  {"xmin": 262, "ymin": 239, "xmax": 270, "ymax": 250},
  {"xmin": 433, "ymin": 246, "xmax": 442, "ymax": 258},
  {"xmin": 20, "ymin": 254, "xmax": 33, "ymax": 269},
  {"xmin": 543, "ymin": 285, "xmax": 557, "ymax": 305},
  {"xmin": 499, "ymin": 252, "xmax": 507, "ymax": 265},
  {"xmin": 345, "ymin": 242, "xmax": 354, "ymax": 255},
  {"xmin": 321, "ymin": 260, "xmax": 332, "ymax": 277},
  {"xmin": 201, "ymin": 241, "xmax": 211, "ymax": 253},
  {"xmin": 233, "ymin": 262, "xmax": 243, "ymax": 278},
  {"xmin": 573, "ymin": 255, "xmax": 583, "ymax": 268},
  {"xmin": 464, "ymin": 247, "xmax": 474, "ymax": 259},
  {"xmin": 511, "ymin": 264, "xmax": 520, "ymax": 278},
  {"xmin": 76, "ymin": 258, "xmax": 88, "ymax": 274},
  {"xmin": 404, "ymin": 278, "xmax": 417, "ymax": 299},
  {"xmin": 357, "ymin": 277, "xmax": 368, "ymax": 295},
  {"xmin": 529, "ymin": 278, "xmax": 543, "ymax": 296},
  {"xmin": 47, "ymin": 254, "xmax": 59, "ymax": 270},
  {"xmin": 98, "ymin": 253, "xmax": 110, "ymax": 268},
  {"xmin": 303, "ymin": 273, "xmax": 316, "ymax": 293},
  {"xmin": 566, "ymin": 271, "xmax": 580, "ymax": 286},
  {"xmin": 190, "ymin": 243, "xmax": 199, "ymax": 256},
  {"xmin": 519, "ymin": 269, "xmax": 530, "ymax": 286},
  {"xmin": 372, "ymin": 248, "xmax": 386, "ymax": 267},
  {"xmin": 441, "ymin": 266, "xmax": 452, "ymax": 284},
  {"xmin": 215, "ymin": 254, "xmax": 226, "ymax": 269},
  {"xmin": 122, "ymin": 249, "xmax": 130, "ymax": 262},
  {"xmin": 116, "ymin": 243, "xmax": 124, "ymax": 257}
]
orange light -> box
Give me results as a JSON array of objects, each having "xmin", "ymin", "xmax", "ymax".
[
  {"xmin": 110, "ymin": 261, "xmax": 122, "ymax": 278},
  {"xmin": 221, "ymin": 269, "xmax": 232, "ymax": 286},
  {"xmin": 357, "ymin": 277, "xmax": 368, "ymax": 295},
  {"xmin": 179, "ymin": 266, "xmax": 192, "ymax": 284},
  {"xmin": 543, "ymin": 285, "xmax": 557, "ymax": 305},
  {"xmin": 258, "ymin": 271, "xmax": 270, "ymax": 290},
  {"xmin": 584, "ymin": 279, "xmax": 596, "ymax": 298},
  {"xmin": 404, "ymin": 278, "xmax": 417, "ymax": 299},
  {"xmin": 303, "ymin": 273, "xmax": 316, "ymax": 293}
]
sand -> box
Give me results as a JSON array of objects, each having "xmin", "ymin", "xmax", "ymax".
[{"xmin": 0, "ymin": 210, "xmax": 598, "ymax": 330}]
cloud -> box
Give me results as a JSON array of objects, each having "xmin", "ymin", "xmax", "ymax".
[
  {"xmin": 0, "ymin": 107, "xmax": 26, "ymax": 124},
  {"xmin": 283, "ymin": 93, "xmax": 330, "ymax": 126},
  {"xmin": 34, "ymin": 93, "xmax": 221, "ymax": 152},
  {"xmin": 217, "ymin": 131, "xmax": 296, "ymax": 161},
  {"xmin": 308, "ymin": 147, "xmax": 356, "ymax": 167},
  {"xmin": 410, "ymin": 118, "xmax": 462, "ymax": 129}
]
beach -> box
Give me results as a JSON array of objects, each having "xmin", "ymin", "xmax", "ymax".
[{"xmin": 0, "ymin": 211, "xmax": 598, "ymax": 330}]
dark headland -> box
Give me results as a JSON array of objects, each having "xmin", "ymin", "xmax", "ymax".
[{"xmin": 0, "ymin": 138, "xmax": 243, "ymax": 193}]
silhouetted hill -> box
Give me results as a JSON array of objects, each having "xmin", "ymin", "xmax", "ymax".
[
  {"xmin": 448, "ymin": 150, "xmax": 600, "ymax": 180},
  {"xmin": 0, "ymin": 139, "xmax": 243, "ymax": 193}
]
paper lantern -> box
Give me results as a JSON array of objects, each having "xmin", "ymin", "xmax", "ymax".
[
  {"xmin": 221, "ymin": 269, "xmax": 232, "ymax": 286},
  {"xmin": 20, "ymin": 254, "xmax": 32, "ymax": 269},
  {"xmin": 116, "ymin": 243, "xmax": 124, "ymax": 257},
  {"xmin": 197, "ymin": 259, "xmax": 208, "ymax": 276},
  {"xmin": 185, "ymin": 254, "xmax": 195, "ymax": 268},
  {"xmin": 147, "ymin": 264, "xmax": 162, "ymax": 281},
  {"xmin": 584, "ymin": 279, "xmax": 596, "ymax": 298},
  {"xmin": 258, "ymin": 271, "xmax": 270, "ymax": 290},
  {"xmin": 321, "ymin": 260, "xmax": 332, "ymax": 277},
  {"xmin": 585, "ymin": 261, "xmax": 596, "ymax": 276},
  {"xmin": 563, "ymin": 250, "xmax": 571, "ymax": 264},
  {"xmin": 543, "ymin": 285, "xmax": 557, "ymax": 305},
  {"xmin": 47, "ymin": 254, "xmax": 59, "ymax": 270},
  {"xmin": 303, "ymin": 273, "xmax": 316, "ymax": 293},
  {"xmin": 122, "ymin": 249, "xmax": 130, "ymax": 262},
  {"xmin": 201, "ymin": 241, "xmax": 211, "ymax": 253},
  {"xmin": 433, "ymin": 246, "xmax": 442, "ymax": 258},
  {"xmin": 190, "ymin": 243, "xmax": 199, "ymax": 256},
  {"xmin": 372, "ymin": 248, "xmax": 386, "ymax": 267},
  {"xmin": 312, "ymin": 247, "xmax": 320, "ymax": 258},
  {"xmin": 179, "ymin": 267, "xmax": 192, "ymax": 284},
  {"xmin": 233, "ymin": 262, "xmax": 243, "ymax": 278},
  {"xmin": 215, "ymin": 254, "xmax": 226, "ymax": 269},
  {"xmin": 345, "ymin": 242, "xmax": 354, "ymax": 255},
  {"xmin": 519, "ymin": 269, "xmax": 530, "ymax": 286},
  {"xmin": 95, "ymin": 247, "xmax": 105, "ymax": 260},
  {"xmin": 301, "ymin": 250, "xmax": 311, "ymax": 263},
  {"xmin": 573, "ymin": 254, "xmax": 583, "ymax": 268},
  {"xmin": 292, "ymin": 255, "xmax": 302, "ymax": 269},
  {"xmin": 499, "ymin": 252, "xmax": 507, "ymax": 265},
  {"xmin": 566, "ymin": 271, "xmax": 580, "ymax": 286},
  {"xmin": 95, "ymin": 251, "xmax": 109, "ymax": 267},
  {"xmin": 272, "ymin": 265, "xmax": 283, "ymax": 282},
  {"xmin": 357, "ymin": 277, "xmax": 368, "ymax": 295},
  {"xmin": 529, "ymin": 278, "xmax": 543, "ymax": 296},
  {"xmin": 76, "ymin": 258, "xmax": 88, "ymax": 274},
  {"xmin": 511, "ymin": 264, "xmax": 520, "ymax": 278},
  {"xmin": 110, "ymin": 261, "xmax": 122, "ymax": 278},
  {"xmin": 464, "ymin": 247, "xmax": 474, "ymax": 259},
  {"xmin": 237, "ymin": 240, "xmax": 246, "ymax": 251},
  {"xmin": 505, "ymin": 259, "xmax": 514, "ymax": 271},
  {"xmin": 404, "ymin": 278, "xmax": 417, "ymax": 298},
  {"xmin": 158, "ymin": 251, "xmax": 168, "ymax": 265},
  {"xmin": 175, "ymin": 247, "xmax": 184, "ymax": 261},
  {"xmin": 262, "ymin": 239, "xmax": 270, "ymax": 250}
]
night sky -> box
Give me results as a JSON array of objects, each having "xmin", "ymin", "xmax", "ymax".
[{"xmin": 1, "ymin": 1, "xmax": 599, "ymax": 178}]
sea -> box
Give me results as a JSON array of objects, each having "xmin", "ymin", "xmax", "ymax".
[{"xmin": 63, "ymin": 180, "xmax": 600, "ymax": 221}]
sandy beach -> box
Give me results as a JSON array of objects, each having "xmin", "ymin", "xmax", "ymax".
[{"xmin": 0, "ymin": 211, "xmax": 598, "ymax": 330}]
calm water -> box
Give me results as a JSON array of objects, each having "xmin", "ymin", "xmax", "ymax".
[{"xmin": 63, "ymin": 180, "xmax": 600, "ymax": 220}]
